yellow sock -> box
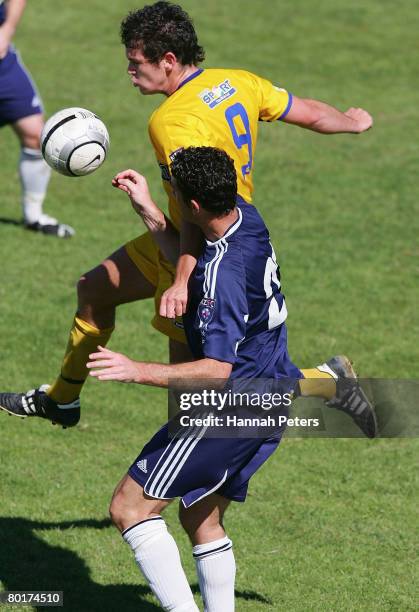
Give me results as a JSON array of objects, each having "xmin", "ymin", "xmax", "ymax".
[
  {"xmin": 47, "ymin": 316, "xmax": 114, "ymax": 404},
  {"xmin": 299, "ymin": 367, "xmax": 337, "ymax": 401}
]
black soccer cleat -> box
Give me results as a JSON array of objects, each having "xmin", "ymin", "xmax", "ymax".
[
  {"xmin": 0, "ymin": 385, "xmax": 80, "ymax": 428},
  {"xmin": 24, "ymin": 214, "xmax": 75, "ymax": 238},
  {"xmin": 320, "ymin": 355, "xmax": 379, "ymax": 438}
]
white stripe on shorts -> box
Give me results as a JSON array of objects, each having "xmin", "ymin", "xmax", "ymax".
[
  {"xmin": 145, "ymin": 424, "xmax": 207, "ymax": 498},
  {"xmin": 156, "ymin": 426, "xmax": 208, "ymax": 498}
]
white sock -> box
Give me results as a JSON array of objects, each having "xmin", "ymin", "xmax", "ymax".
[
  {"xmin": 193, "ymin": 536, "xmax": 236, "ymax": 612},
  {"xmin": 19, "ymin": 147, "xmax": 51, "ymax": 224},
  {"xmin": 123, "ymin": 517, "xmax": 199, "ymax": 612}
]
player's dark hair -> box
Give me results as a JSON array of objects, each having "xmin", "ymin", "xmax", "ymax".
[
  {"xmin": 170, "ymin": 147, "xmax": 237, "ymax": 215},
  {"xmin": 120, "ymin": 1, "xmax": 205, "ymax": 65}
]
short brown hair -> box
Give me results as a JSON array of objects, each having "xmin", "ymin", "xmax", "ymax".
[{"xmin": 121, "ymin": 2, "xmax": 205, "ymax": 65}]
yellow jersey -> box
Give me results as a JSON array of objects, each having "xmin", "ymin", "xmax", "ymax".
[{"xmin": 148, "ymin": 68, "xmax": 292, "ymax": 229}]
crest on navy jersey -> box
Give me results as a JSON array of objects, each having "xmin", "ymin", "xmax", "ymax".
[{"xmin": 198, "ymin": 297, "xmax": 216, "ymax": 327}]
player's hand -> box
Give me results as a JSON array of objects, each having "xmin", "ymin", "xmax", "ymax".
[
  {"xmin": 112, "ymin": 169, "xmax": 157, "ymax": 216},
  {"xmin": 160, "ymin": 282, "xmax": 188, "ymax": 318},
  {"xmin": 344, "ymin": 107, "xmax": 373, "ymax": 133},
  {"xmin": 0, "ymin": 25, "xmax": 13, "ymax": 59},
  {"xmin": 87, "ymin": 346, "xmax": 144, "ymax": 383}
]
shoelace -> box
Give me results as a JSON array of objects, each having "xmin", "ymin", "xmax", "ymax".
[{"xmin": 22, "ymin": 389, "xmax": 40, "ymax": 415}]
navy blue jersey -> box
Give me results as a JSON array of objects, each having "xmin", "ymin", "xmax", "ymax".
[{"xmin": 184, "ymin": 198, "xmax": 301, "ymax": 380}]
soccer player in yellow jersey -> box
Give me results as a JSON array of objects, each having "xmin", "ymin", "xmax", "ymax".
[
  {"xmin": 0, "ymin": 1, "xmax": 377, "ymax": 437},
  {"xmin": 147, "ymin": 70, "xmax": 292, "ymax": 231}
]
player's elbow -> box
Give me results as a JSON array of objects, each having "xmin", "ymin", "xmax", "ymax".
[{"xmin": 205, "ymin": 359, "xmax": 232, "ymax": 382}]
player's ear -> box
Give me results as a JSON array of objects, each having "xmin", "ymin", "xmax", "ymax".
[
  {"xmin": 162, "ymin": 51, "xmax": 177, "ymax": 71},
  {"xmin": 190, "ymin": 199, "xmax": 200, "ymax": 215}
]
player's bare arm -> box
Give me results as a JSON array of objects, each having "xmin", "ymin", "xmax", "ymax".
[
  {"xmin": 87, "ymin": 345, "xmax": 232, "ymax": 388},
  {"xmin": 283, "ymin": 96, "xmax": 373, "ymax": 134},
  {"xmin": 160, "ymin": 219, "xmax": 204, "ymax": 319},
  {"xmin": 0, "ymin": 0, "xmax": 26, "ymax": 58},
  {"xmin": 113, "ymin": 169, "xmax": 180, "ymax": 266}
]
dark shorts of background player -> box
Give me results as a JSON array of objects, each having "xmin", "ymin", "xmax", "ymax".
[
  {"xmin": 0, "ymin": 47, "xmax": 43, "ymax": 128},
  {"xmin": 129, "ymin": 423, "xmax": 284, "ymax": 508}
]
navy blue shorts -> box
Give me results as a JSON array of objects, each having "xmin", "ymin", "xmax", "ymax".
[
  {"xmin": 128, "ymin": 325, "xmax": 301, "ymax": 508},
  {"xmin": 0, "ymin": 46, "xmax": 43, "ymax": 128},
  {"xmin": 129, "ymin": 422, "xmax": 283, "ymax": 508}
]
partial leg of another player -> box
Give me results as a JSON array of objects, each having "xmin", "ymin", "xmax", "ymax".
[
  {"xmin": 0, "ymin": 247, "xmax": 156, "ymax": 427},
  {"xmin": 299, "ymin": 357, "xmax": 378, "ymax": 438},
  {"xmin": 110, "ymin": 474, "xmax": 199, "ymax": 612},
  {"xmin": 169, "ymin": 337, "xmax": 194, "ymax": 364},
  {"xmin": 13, "ymin": 113, "xmax": 74, "ymax": 237}
]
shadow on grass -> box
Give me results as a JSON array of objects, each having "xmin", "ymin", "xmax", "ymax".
[
  {"xmin": 192, "ymin": 584, "xmax": 272, "ymax": 605},
  {"xmin": 0, "ymin": 517, "xmax": 272, "ymax": 610},
  {"xmin": 0, "ymin": 217, "xmax": 23, "ymax": 227},
  {"xmin": 0, "ymin": 517, "xmax": 159, "ymax": 611},
  {"xmin": 235, "ymin": 590, "xmax": 272, "ymax": 605}
]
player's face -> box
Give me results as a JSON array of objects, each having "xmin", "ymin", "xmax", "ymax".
[{"xmin": 126, "ymin": 48, "xmax": 167, "ymax": 95}]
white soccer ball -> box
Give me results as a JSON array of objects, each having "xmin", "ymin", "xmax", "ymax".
[{"xmin": 41, "ymin": 107, "xmax": 110, "ymax": 177}]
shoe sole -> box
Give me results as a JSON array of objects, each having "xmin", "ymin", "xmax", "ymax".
[
  {"xmin": 0, "ymin": 404, "xmax": 27, "ymax": 419},
  {"xmin": 0, "ymin": 402, "xmax": 71, "ymax": 429}
]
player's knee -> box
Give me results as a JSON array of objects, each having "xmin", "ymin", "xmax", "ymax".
[
  {"xmin": 109, "ymin": 480, "xmax": 156, "ymax": 532},
  {"xmin": 77, "ymin": 262, "xmax": 121, "ymax": 311},
  {"xmin": 77, "ymin": 271, "xmax": 104, "ymax": 308},
  {"xmin": 15, "ymin": 116, "xmax": 43, "ymax": 149},
  {"xmin": 109, "ymin": 491, "xmax": 141, "ymax": 532},
  {"xmin": 21, "ymin": 133, "xmax": 41, "ymax": 150},
  {"xmin": 109, "ymin": 494, "xmax": 125, "ymax": 529}
]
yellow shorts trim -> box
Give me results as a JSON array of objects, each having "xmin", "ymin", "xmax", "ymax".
[{"xmin": 124, "ymin": 232, "xmax": 187, "ymax": 344}]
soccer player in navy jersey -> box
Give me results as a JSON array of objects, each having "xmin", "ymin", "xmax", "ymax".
[
  {"xmin": 0, "ymin": 0, "xmax": 73, "ymax": 236},
  {"xmin": 86, "ymin": 147, "xmax": 376, "ymax": 612}
]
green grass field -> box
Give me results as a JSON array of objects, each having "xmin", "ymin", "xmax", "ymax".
[{"xmin": 0, "ymin": 1, "xmax": 418, "ymax": 610}]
